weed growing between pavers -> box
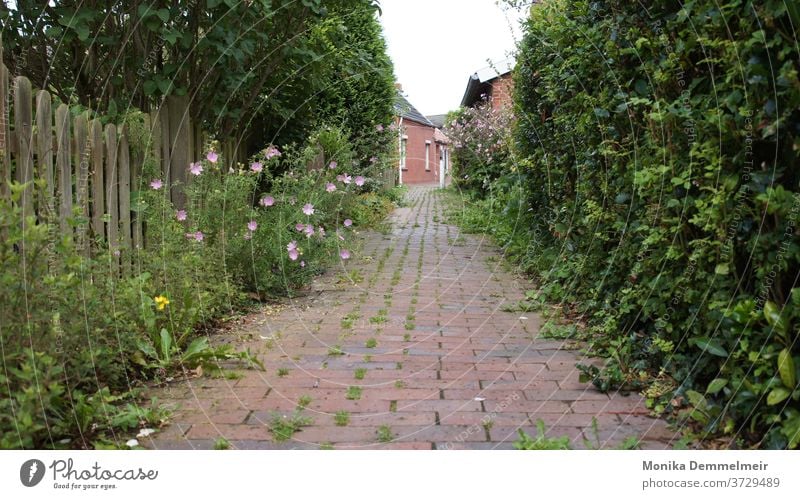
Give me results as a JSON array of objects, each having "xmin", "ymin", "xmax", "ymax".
[
  {"xmin": 334, "ymin": 411, "xmax": 350, "ymax": 426},
  {"xmin": 346, "ymin": 386, "xmax": 362, "ymax": 400},
  {"xmin": 269, "ymin": 411, "xmax": 312, "ymax": 441}
]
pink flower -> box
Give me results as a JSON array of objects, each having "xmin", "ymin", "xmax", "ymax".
[
  {"xmin": 304, "ymin": 225, "xmax": 314, "ymax": 237},
  {"xmin": 288, "ymin": 249, "xmax": 299, "ymax": 261},
  {"xmin": 250, "ymin": 162, "xmax": 263, "ymax": 173},
  {"xmin": 376, "ymin": 124, "xmax": 384, "ymax": 132},
  {"xmin": 339, "ymin": 249, "xmax": 350, "ymax": 260},
  {"xmin": 206, "ymin": 151, "xmax": 218, "ymax": 163},
  {"xmin": 295, "ymin": 223, "xmax": 305, "ymax": 232},
  {"xmin": 150, "ymin": 179, "xmax": 163, "ymax": 190},
  {"xmin": 342, "ymin": 174, "xmax": 352, "ymax": 184},
  {"xmin": 247, "ymin": 220, "xmax": 257, "ymax": 232},
  {"xmin": 343, "ymin": 219, "xmax": 353, "ymax": 227},
  {"xmin": 176, "ymin": 210, "xmax": 187, "ymax": 221},
  {"xmin": 369, "ymin": 156, "xmax": 377, "ymax": 163},
  {"xmin": 287, "ymin": 241, "xmax": 298, "ymax": 252},
  {"xmin": 302, "ymin": 203, "xmax": 315, "ymax": 216},
  {"xmin": 329, "ymin": 161, "xmax": 338, "ymax": 169},
  {"xmin": 326, "ymin": 182, "xmax": 336, "ymax": 193},
  {"xmin": 260, "ymin": 196, "xmax": 275, "ymax": 207},
  {"xmin": 300, "ymin": 260, "xmax": 305, "ymax": 267},
  {"xmin": 189, "ymin": 162, "xmax": 203, "ymax": 176},
  {"xmin": 185, "ymin": 231, "xmax": 204, "ymax": 242},
  {"xmin": 265, "ymin": 146, "xmax": 281, "ymax": 159},
  {"xmin": 355, "ymin": 176, "xmax": 365, "ymax": 186}
]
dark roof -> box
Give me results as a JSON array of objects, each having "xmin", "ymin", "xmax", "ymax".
[
  {"xmin": 394, "ymin": 91, "xmax": 434, "ymax": 127},
  {"xmin": 426, "ymin": 114, "xmax": 446, "ymax": 128},
  {"xmin": 460, "ymin": 58, "xmax": 515, "ymax": 108}
]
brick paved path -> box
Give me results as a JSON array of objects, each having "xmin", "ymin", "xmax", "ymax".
[{"xmin": 147, "ymin": 185, "xmax": 674, "ymax": 449}]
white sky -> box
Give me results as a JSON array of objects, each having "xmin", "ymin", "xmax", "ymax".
[{"xmin": 379, "ymin": 0, "xmax": 524, "ymax": 116}]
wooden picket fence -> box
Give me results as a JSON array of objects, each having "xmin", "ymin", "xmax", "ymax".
[{"xmin": 0, "ymin": 36, "xmax": 248, "ymax": 270}]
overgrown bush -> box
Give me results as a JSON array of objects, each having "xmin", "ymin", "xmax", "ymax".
[
  {"xmin": 462, "ymin": 0, "xmax": 800, "ymax": 448},
  {"xmin": 444, "ymin": 100, "xmax": 513, "ymax": 195}
]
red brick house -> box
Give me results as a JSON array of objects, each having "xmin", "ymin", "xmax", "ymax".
[
  {"xmin": 460, "ymin": 58, "xmax": 515, "ymax": 110},
  {"xmin": 394, "ymin": 89, "xmax": 449, "ymax": 186}
]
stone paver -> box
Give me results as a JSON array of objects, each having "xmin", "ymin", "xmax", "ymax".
[{"xmin": 145, "ymin": 185, "xmax": 675, "ymax": 449}]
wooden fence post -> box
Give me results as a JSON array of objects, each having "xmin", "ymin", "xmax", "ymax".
[
  {"xmin": 167, "ymin": 95, "xmax": 190, "ymax": 209},
  {"xmin": 0, "ymin": 46, "xmax": 10, "ymax": 206},
  {"xmin": 90, "ymin": 119, "xmax": 105, "ymax": 243},
  {"xmin": 55, "ymin": 103, "xmax": 72, "ymax": 238},
  {"xmin": 118, "ymin": 125, "xmax": 131, "ymax": 272},
  {"xmin": 104, "ymin": 124, "xmax": 119, "ymax": 267},
  {"xmin": 13, "ymin": 76, "xmax": 34, "ymax": 221},
  {"xmin": 35, "ymin": 90, "xmax": 54, "ymax": 220},
  {"xmin": 74, "ymin": 113, "xmax": 90, "ymax": 254}
]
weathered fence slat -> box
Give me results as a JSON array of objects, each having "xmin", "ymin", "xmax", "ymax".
[
  {"xmin": 118, "ymin": 126, "xmax": 132, "ymax": 271},
  {"xmin": 55, "ymin": 103, "xmax": 72, "ymax": 237},
  {"xmin": 167, "ymin": 95, "xmax": 190, "ymax": 210},
  {"xmin": 35, "ymin": 91, "xmax": 54, "ymax": 219},
  {"xmin": 90, "ymin": 119, "xmax": 105, "ymax": 242},
  {"xmin": 0, "ymin": 61, "xmax": 10, "ymax": 204},
  {"xmin": 13, "ymin": 76, "xmax": 34, "ymax": 220},
  {"xmin": 74, "ymin": 113, "xmax": 89, "ymax": 254},
  {"xmin": 104, "ymin": 124, "xmax": 119, "ymax": 260}
]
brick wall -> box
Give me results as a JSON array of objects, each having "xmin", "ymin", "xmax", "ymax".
[
  {"xmin": 396, "ymin": 117, "xmax": 439, "ymax": 184},
  {"xmin": 490, "ymin": 73, "xmax": 514, "ymax": 111}
]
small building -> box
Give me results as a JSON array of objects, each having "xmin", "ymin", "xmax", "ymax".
[
  {"xmin": 460, "ymin": 58, "xmax": 515, "ymax": 110},
  {"xmin": 394, "ymin": 88, "xmax": 449, "ymax": 186}
]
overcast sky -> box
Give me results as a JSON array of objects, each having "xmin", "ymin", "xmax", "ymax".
[{"xmin": 379, "ymin": 0, "xmax": 524, "ymax": 117}]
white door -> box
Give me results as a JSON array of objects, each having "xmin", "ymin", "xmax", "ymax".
[{"xmin": 439, "ymin": 146, "xmax": 446, "ymax": 188}]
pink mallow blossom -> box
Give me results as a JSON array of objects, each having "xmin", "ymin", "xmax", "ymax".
[
  {"xmin": 287, "ymin": 241, "xmax": 297, "ymax": 252},
  {"xmin": 339, "ymin": 249, "xmax": 350, "ymax": 260},
  {"xmin": 189, "ymin": 162, "xmax": 203, "ymax": 176},
  {"xmin": 176, "ymin": 210, "xmax": 187, "ymax": 221},
  {"xmin": 326, "ymin": 182, "xmax": 336, "ymax": 193},
  {"xmin": 265, "ymin": 146, "xmax": 281, "ymax": 159},
  {"xmin": 250, "ymin": 162, "xmax": 263, "ymax": 173},
  {"xmin": 304, "ymin": 225, "xmax": 314, "ymax": 238},
  {"xmin": 185, "ymin": 231, "xmax": 204, "ymax": 242},
  {"xmin": 295, "ymin": 223, "xmax": 305, "ymax": 232},
  {"xmin": 206, "ymin": 151, "xmax": 218, "ymax": 163},
  {"xmin": 376, "ymin": 124, "xmax": 384, "ymax": 132},
  {"xmin": 302, "ymin": 203, "xmax": 315, "ymax": 216},
  {"xmin": 355, "ymin": 176, "xmax": 365, "ymax": 186},
  {"xmin": 260, "ymin": 196, "xmax": 275, "ymax": 207},
  {"xmin": 247, "ymin": 220, "xmax": 257, "ymax": 232},
  {"xmin": 150, "ymin": 179, "xmax": 163, "ymax": 190},
  {"xmin": 343, "ymin": 219, "xmax": 353, "ymax": 227},
  {"xmin": 288, "ymin": 249, "xmax": 299, "ymax": 261},
  {"xmin": 329, "ymin": 161, "xmax": 338, "ymax": 169}
]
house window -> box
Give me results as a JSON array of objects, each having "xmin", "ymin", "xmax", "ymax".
[
  {"xmin": 425, "ymin": 140, "xmax": 431, "ymax": 171},
  {"xmin": 400, "ymin": 137, "xmax": 408, "ymax": 170}
]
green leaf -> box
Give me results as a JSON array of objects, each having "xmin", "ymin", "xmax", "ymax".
[
  {"xmin": 706, "ymin": 378, "xmax": 728, "ymax": 395},
  {"xmin": 155, "ymin": 9, "xmax": 170, "ymax": 22},
  {"xmin": 763, "ymin": 301, "xmax": 787, "ymax": 336},
  {"xmin": 159, "ymin": 328, "xmax": 173, "ymax": 362},
  {"xmin": 778, "ymin": 349, "xmax": 796, "ymax": 390},
  {"xmin": 767, "ymin": 387, "xmax": 790, "ymax": 406},
  {"xmin": 690, "ymin": 337, "xmax": 728, "ymax": 357},
  {"xmin": 182, "ymin": 337, "xmax": 210, "ymax": 362},
  {"xmin": 714, "ymin": 263, "xmax": 729, "ymax": 275},
  {"xmin": 685, "ymin": 390, "xmax": 707, "ymax": 410},
  {"xmin": 593, "ymin": 108, "xmax": 610, "ymax": 118}
]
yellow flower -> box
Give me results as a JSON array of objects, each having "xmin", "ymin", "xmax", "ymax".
[{"xmin": 154, "ymin": 295, "xmax": 170, "ymax": 311}]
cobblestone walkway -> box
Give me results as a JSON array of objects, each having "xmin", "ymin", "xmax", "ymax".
[{"xmin": 146, "ymin": 185, "xmax": 674, "ymax": 449}]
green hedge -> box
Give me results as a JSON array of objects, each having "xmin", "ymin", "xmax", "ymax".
[{"xmin": 510, "ymin": 0, "xmax": 800, "ymax": 447}]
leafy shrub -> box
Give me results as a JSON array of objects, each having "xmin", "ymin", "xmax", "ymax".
[
  {"xmin": 444, "ymin": 100, "xmax": 513, "ymax": 195},
  {"xmin": 464, "ymin": 0, "xmax": 800, "ymax": 448}
]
